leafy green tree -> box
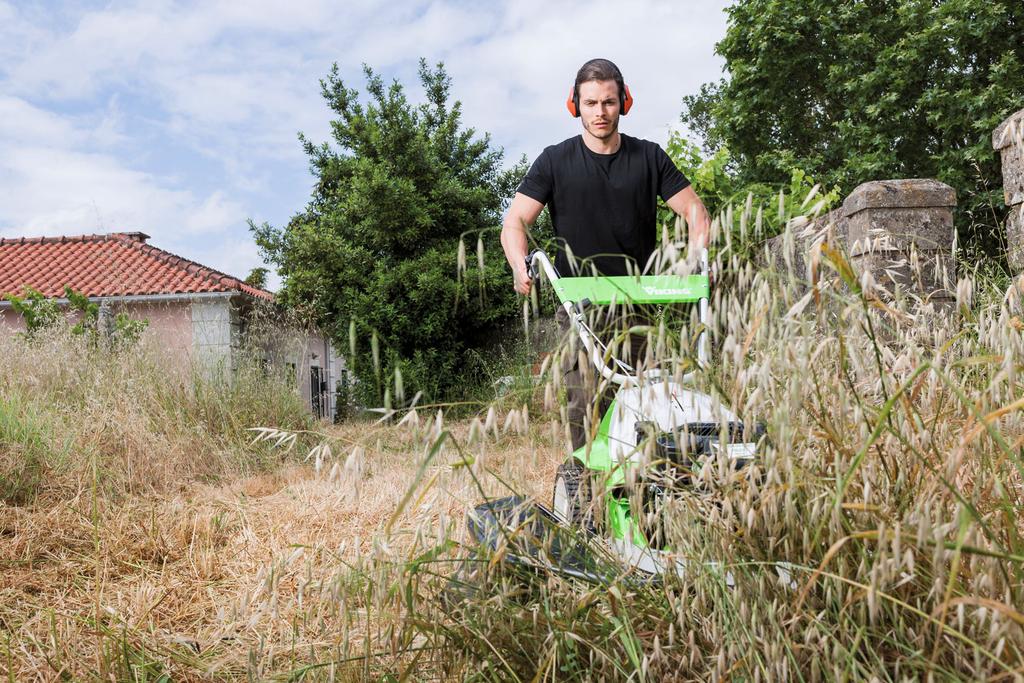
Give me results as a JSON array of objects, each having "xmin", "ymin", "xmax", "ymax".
[
  {"xmin": 245, "ymin": 267, "xmax": 269, "ymax": 290},
  {"xmin": 253, "ymin": 61, "xmax": 520, "ymax": 405},
  {"xmin": 683, "ymin": 0, "xmax": 1024, "ymax": 254}
]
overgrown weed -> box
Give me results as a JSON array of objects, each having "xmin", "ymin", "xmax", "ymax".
[
  {"xmin": 4, "ymin": 198, "xmax": 1024, "ymax": 679},
  {"xmin": 0, "ymin": 326, "xmax": 311, "ymax": 503},
  {"xmin": 253, "ymin": 198, "xmax": 1024, "ymax": 680}
]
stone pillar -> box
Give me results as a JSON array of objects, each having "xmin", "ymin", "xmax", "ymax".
[
  {"xmin": 993, "ymin": 108, "xmax": 1024, "ymax": 270},
  {"xmin": 841, "ymin": 179, "xmax": 956, "ymax": 302}
]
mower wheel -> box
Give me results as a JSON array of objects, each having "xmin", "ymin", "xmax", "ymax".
[{"xmin": 552, "ymin": 460, "xmax": 591, "ymax": 528}]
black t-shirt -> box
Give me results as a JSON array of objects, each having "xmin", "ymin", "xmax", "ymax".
[{"xmin": 517, "ymin": 134, "xmax": 690, "ymax": 276}]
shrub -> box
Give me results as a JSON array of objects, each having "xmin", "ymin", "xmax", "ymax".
[
  {"xmin": 658, "ymin": 130, "xmax": 841, "ymax": 246},
  {"xmin": 3, "ymin": 287, "xmax": 61, "ymax": 337},
  {"xmin": 254, "ymin": 60, "xmax": 522, "ymax": 407}
]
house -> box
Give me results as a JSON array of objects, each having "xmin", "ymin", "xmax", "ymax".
[{"xmin": 0, "ymin": 231, "xmax": 342, "ymax": 419}]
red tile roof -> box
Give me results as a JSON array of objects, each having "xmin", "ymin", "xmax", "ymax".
[{"xmin": 0, "ymin": 232, "xmax": 273, "ymax": 301}]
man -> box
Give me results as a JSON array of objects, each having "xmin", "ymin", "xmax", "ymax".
[{"xmin": 500, "ymin": 58, "xmax": 712, "ymax": 450}]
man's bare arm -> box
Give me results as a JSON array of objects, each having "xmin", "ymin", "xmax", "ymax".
[
  {"xmin": 665, "ymin": 186, "xmax": 711, "ymax": 252},
  {"xmin": 500, "ymin": 192, "xmax": 545, "ymax": 295}
]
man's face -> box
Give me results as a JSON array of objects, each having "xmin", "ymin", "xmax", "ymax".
[{"xmin": 577, "ymin": 79, "xmax": 621, "ymax": 140}]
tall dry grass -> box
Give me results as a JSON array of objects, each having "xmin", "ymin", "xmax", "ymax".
[
  {"xmin": 1, "ymin": 408, "xmax": 560, "ymax": 680},
  {"xmin": 4, "ymin": 193, "xmax": 1024, "ymax": 680},
  {"xmin": 0, "ymin": 328, "xmax": 311, "ymax": 504},
  {"xmin": 235, "ymin": 201, "xmax": 1024, "ymax": 680},
  {"xmin": 0, "ymin": 323, "xmax": 561, "ymax": 680}
]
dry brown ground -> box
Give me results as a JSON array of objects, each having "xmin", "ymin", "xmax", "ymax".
[{"xmin": 0, "ymin": 415, "xmax": 564, "ymax": 681}]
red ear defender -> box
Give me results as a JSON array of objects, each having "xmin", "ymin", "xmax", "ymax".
[
  {"xmin": 566, "ymin": 87, "xmax": 579, "ymax": 117},
  {"xmin": 621, "ymin": 84, "xmax": 633, "ymax": 115}
]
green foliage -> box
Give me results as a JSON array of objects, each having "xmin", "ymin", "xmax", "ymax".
[
  {"xmin": 65, "ymin": 286, "xmax": 100, "ymax": 336},
  {"xmin": 661, "ymin": 131, "xmax": 733, "ymax": 224},
  {"xmin": 334, "ymin": 371, "xmax": 353, "ymax": 422},
  {"xmin": 0, "ymin": 394, "xmax": 59, "ymax": 505},
  {"xmin": 682, "ymin": 0, "xmax": 1024, "ymax": 254},
  {"xmin": 253, "ymin": 60, "xmax": 520, "ymax": 405},
  {"xmin": 4, "ymin": 287, "xmax": 61, "ymax": 336},
  {"xmin": 4, "ymin": 286, "xmax": 148, "ymax": 347},
  {"xmin": 64, "ymin": 286, "xmax": 149, "ymax": 348},
  {"xmin": 658, "ymin": 130, "xmax": 841, "ymax": 239},
  {"xmin": 245, "ymin": 267, "xmax": 269, "ymax": 290},
  {"xmin": 110, "ymin": 313, "xmax": 149, "ymax": 348}
]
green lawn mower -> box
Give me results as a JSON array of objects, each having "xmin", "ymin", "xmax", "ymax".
[{"xmin": 526, "ymin": 248, "xmax": 765, "ymax": 577}]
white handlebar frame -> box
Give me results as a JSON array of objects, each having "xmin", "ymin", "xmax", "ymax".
[{"xmin": 529, "ymin": 249, "xmax": 710, "ymax": 386}]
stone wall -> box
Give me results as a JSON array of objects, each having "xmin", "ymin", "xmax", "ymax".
[
  {"xmin": 993, "ymin": 107, "xmax": 1024, "ymax": 270},
  {"xmin": 765, "ymin": 179, "xmax": 956, "ymax": 302},
  {"xmin": 843, "ymin": 179, "xmax": 956, "ymax": 300},
  {"xmin": 764, "ymin": 207, "xmax": 846, "ymax": 285}
]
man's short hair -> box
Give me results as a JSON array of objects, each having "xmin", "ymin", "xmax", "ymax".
[{"xmin": 574, "ymin": 58, "xmax": 625, "ymax": 98}]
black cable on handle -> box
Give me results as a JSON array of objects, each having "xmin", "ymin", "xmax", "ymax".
[{"xmin": 524, "ymin": 249, "xmax": 543, "ymax": 280}]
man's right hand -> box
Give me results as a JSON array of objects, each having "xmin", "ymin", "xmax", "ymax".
[
  {"xmin": 513, "ymin": 265, "xmax": 533, "ymax": 296},
  {"xmin": 500, "ymin": 192, "xmax": 545, "ymax": 297}
]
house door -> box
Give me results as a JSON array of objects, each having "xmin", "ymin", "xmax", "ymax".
[{"xmin": 310, "ymin": 366, "xmax": 325, "ymax": 419}]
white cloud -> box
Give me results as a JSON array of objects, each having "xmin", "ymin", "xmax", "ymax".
[
  {"xmin": 7, "ymin": 7, "xmax": 175, "ymax": 99},
  {"xmin": 0, "ymin": 97, "xmax": 246, "ymax": 248},
  {"xmin": 198, "ymin": 235, "xmax": 269, "ymax": 283},
  {"xmin": 0, "ymin": 144, "xmax": 241, "ymax": 239},
  {"xmin": 339, "ymin": 2, "xmax": 496, "ymax": 69},
  {"xmin": 183, "ymin": 190, "xmax": 244, "ymax": 235},
  {"xmin": 0, "ymin": 95, "xmax": 77, "ymax": 143},
  {"xmin": 5, "ymin": 1, "xmax": 728, "ymax": 162},
  {"xmin": 90, "ymin": 95, "xmax": 130, "ymax": 147}
]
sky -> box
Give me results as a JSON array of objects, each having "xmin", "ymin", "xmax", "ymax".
[{"xmin": 0, "ymin": 0, "xmax": 731, "ymax": 288}]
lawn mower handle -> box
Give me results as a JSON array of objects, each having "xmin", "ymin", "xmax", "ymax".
[{"xmin": 526, "ymin": 249, "xmax": 710, "ymax": 386}]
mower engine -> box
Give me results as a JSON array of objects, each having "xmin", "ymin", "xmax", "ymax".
[
  {"xmin": 634, "ymin": 421, "xmax": 763, "ymax": 473},
  {"xmin": 630, "ymin": 420, "xmax": 765, "ymax": 549}
]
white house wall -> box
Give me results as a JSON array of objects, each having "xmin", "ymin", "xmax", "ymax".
[{"xmin": 191, "ymin": 300, "xmax": 233, "ymax": 374}]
